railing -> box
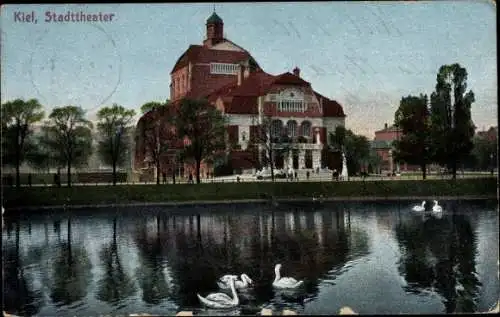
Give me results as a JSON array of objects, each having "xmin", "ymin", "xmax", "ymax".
[{"xmin": 3, "ymin": 171, "xmax": 497, "ymax": 187}]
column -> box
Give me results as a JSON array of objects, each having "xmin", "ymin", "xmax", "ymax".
[
  {"xmin": 312, "ymin": 150, "xmax": 321, "ymax": 170},
  {"xmin": 258, "ymin": 144, "xmax": 265, "ymax": 167},
  {"xmin": 299, "ymin": 150, "xmax": 306, "ymax": 169}
]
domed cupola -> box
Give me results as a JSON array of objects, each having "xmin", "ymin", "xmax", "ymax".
[
  {"xmin": 206, "ymin": 11, "xmax": 223, "ymax": 25},
  {"xmin": 204, "ymin": 11, "xmax": 224, "ymax": 47}
]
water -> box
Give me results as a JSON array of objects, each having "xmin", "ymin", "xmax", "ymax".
[{"xmin": 2, "ymin": 200, "xmax": 499, "ymax": 316}]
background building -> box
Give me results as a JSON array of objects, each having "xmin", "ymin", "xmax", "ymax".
[{"xmin": 371, "ymin": 123, "xmax": 419, "ymax": 173}]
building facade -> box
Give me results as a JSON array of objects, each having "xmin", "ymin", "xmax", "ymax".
[
  {"xmin": 134, "ymin": 12, "xmax": 346, "ymax": 179},
  {"xmin": 476, "ymin": 126, "xmax": 498, "ymax": 142},
  {"xmin": 371, "ymin": 123, "xmax": 420, "ymax": 173}
]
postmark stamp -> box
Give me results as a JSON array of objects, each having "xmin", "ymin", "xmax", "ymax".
[{"xmin": 29, "ymin": 22, "xmax": 122, "ymax": 113}]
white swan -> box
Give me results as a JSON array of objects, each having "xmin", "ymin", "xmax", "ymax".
[
  {"xmin": 197, "ymin": 276, "xmax": 239, "ymax": 309},
  {"xmin": 217, "ymin": 273, "xmax": 253, "ymax": 289},
  {"xmin": 272, "ymin": 264, "xmax": 303, "ymax": 289},
  {"xmin": 412, "ymin": 201, "xmax": 426, "ymax": 212},
  {"xmin": 432, "ymin": 200, "xmax": 443, "ymax": 214},
  {"xmin": 312, "ymin": 195, "xmax": 324, "ymax": 203}
]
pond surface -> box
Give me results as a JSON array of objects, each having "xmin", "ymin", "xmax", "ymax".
[{"xmin": 2, "ymin": 200, "xmax": 499, "ymax": 315}]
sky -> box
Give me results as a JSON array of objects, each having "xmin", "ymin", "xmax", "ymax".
[{"xmin": 1, "ymin": 1, "xmax": 497, "ymax": 138}]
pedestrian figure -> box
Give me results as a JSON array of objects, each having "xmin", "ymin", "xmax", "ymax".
[
  {"xmin": 28, "ymin": 173, "xmax": 32, "ymax": 187},
  {"xmin": 188, "ymin": 173, "xmax": 193, "ymax": 184},
  {"xmin": 162, "ymin": 172, "xmax": 167, "ymax": 184},
  {"xmin": 306, "ymin": 171, "xmax": 310, "ymax": 180},
  {"xmin": 237, "ymin": 176, "xmax": 241, "ymax": 183},
  {"xmin": 294, "ymin": 171, "xmax": 298, "ymax": 181}
]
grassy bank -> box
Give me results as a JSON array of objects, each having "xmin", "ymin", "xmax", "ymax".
[{"xmin": 1, "ymin": 178, "xmax": 497, "ymax": 208}]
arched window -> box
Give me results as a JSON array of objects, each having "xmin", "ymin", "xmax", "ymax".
[
  {"xmin": 286, "ymin": 120, "xmax": 298, "ymax": 137},
  {"xmin": 271, "ymin": 120, "xmax": 283, "ymax": 138},
  {"xmin": 301, "ymin": 121, "xmax": 312, "ymax": 137}
]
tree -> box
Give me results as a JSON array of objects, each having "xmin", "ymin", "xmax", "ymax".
[
  {"xmin": 246, "ymin": 114, "xmax": 296, "ymax": 182},
  {"xmin": 41, "ymin": 106, "xmax": 93, "ymax": 187},
  {"xmin": 471, "ymin": 135, "xmax": 497, "ymax": 171},
  {"xmin": 25, "ymin": 133, "xmax": 54, "ymax": 173},
  {"xmin": 345, "ymin": 131, "xmax": 370, "ymax": 175},
  {"xmin": 140, "ymin": 100, "xmax": 168, "ymax": 114},
  {"xmin": 141, "ymin": 103, "xmax": 174, "ymax": 185},
  {"xmin": 329, "ymin": 125, "xmax": 346, "ymax": 151},
  {"xmin": 430, "ymin": 64, "xmax": 476, "ymax": 179},
  {"xmin": 96, "ymin": 104, "xmax": 136, "ymax": 185},
  {"xmin": 367, "ymin": 149, "xmax": 383, "ymax": 174},
  {"xmin": 173, "ymin": 98, "xmax": 227, "ymax": 184},
  {"xmin": 329, "ymin": 128, "xmax": 370, "ymax": 175},
  {"xmin": 393, "ymin": 94, "xmax": 433, "ymax": 179},
  {"xmin": 1, "ymin": 99, "xmax": 45, "ymax": 188}
]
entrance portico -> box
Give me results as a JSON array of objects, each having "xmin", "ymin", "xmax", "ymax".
[{"xmin": 272, "ymin": 144, "xmax": 323, "ymax": 170}]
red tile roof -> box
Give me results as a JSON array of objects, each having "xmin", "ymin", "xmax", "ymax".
[
  {"xmin": 204, "ymin": 71, "xmax": 345, "ymax": 117},
  {"xmin": 228, "ymin": 71, "xmax": 276, "ymax": 96},
  {"xmin": 226, "ymin": 96, "xmax": 259, "ymax": 114},
  {"xmin": 273, "ymin": 72, "xmax": 311, "ymax": 86},
  {"xmin": 170, "ymin": 43, "xmax": 259, "ymax": 74},
  {"xmin": 204, "ymin": 70, "xmax": 275, "ymax": 114},
  {"xmin": 313, "ymin": 91, "xmax": 346, "ymax": 118},
  {"xmin": 374, "ymin": 125, "xmax": 401, "ymax": 134}
]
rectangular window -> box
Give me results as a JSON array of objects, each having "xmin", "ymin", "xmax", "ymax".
[{"xmin": 210, "ymin": 63, "xmax": 239, "ymax": 75}]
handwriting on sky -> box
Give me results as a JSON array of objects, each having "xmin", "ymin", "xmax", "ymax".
[{"xmin": 270, "ymin": 6, "xmax": 429, "ymax": 83}]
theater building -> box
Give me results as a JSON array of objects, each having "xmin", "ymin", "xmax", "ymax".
[{"xmin": 134, "ymin": 12, "xmax": 346, "ymax": 180}]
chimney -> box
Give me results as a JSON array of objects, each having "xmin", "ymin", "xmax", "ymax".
[
  {"xmin": 384, "ymin": 123, "xmax": 388, "ymax": 129},
  {"xmin": 293, "ymin": 67, "xmax": 300, "ymax": 77},
  {"xmin": 238, "ymin": 64, "xmax": 244, "ymax": 86}
]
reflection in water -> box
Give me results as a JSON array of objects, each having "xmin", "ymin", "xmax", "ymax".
[
  {"xmin": 3, "ymin": 221, "xmax": 43, "ymax": 316},
  {"xmin": 96, "ymin": 217, "xmax": 136, "ymax": 304},
  {"xmin": 135, "ymin": 216, "xmax": 171, "ymax": 305},
  {"xmin": 2, "ymin": 200, "xmax": 498, "ymax": 316},
  {"xmin": 50, "ymin": 217, "xmax": 93, "ymax": 307},
  {"xmin": 395, "ymin": 205, "xmax": 482, "ymax": 313}
]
